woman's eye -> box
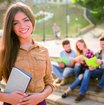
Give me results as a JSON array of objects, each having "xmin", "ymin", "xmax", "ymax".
[
  {"xmin": 13, "ymin": 22, "xmax": 18, "ymax": 25},
  {"xmin": 24, "ymin": 19, "xmax": 30, "ymax": 22}
]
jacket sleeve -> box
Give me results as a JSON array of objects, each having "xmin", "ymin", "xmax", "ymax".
[{"xmin": 44, "ymin": 49, "xmax": 54, "ymax": 92}]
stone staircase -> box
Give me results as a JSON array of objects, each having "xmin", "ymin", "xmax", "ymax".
[
  {"xmin": 46, "ymin": 83, "xmax": 104, "ymax": 105},
  {"xmin": 49, "ymin": 56, "xmax": 104, "ymax": 105}
]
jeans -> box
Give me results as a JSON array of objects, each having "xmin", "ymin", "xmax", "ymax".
[
  {"xmin": 52, "ymin": 63, "xmax": 81, "ymax": 79},
  {"xmin": 80, "ymin": 68, "xmax": 104, "ymax": 95},
  {"xmin": 69, "ymin": 77, "xmax": 82, "ymax": 90}
]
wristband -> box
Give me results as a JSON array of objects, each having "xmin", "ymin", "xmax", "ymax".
[
  {"xmin": 101, "ymin": 60, "xmax": 103, "ymax": 64},
  {"xmin": 64, "ymin": 64, "xmax": 66, "ymax": 68}
]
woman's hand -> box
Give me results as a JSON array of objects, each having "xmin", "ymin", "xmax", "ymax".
[
  {"xmin": 96, "ymin": 59, "xmax": 103, "ymax": 65},
  {"xmin": 19, "ymin": 93, "xmax": 44, "ymax": 105},
  {"xmin": 89, "ymin": 66, "xmax": 96, "ymax": 71},
  {"xmin": 4, "ymin": 91, "xmax": 26, "ymax": 105},
  {"xmin": 58, "ymin": 62, "xmax": 65, "ymax": 68}
]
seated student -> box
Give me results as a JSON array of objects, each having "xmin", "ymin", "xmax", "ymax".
[
  {"xmin": 61, "ymin": 39, "xmax": 94, "ymax": 99},
  {"xmin": 52, "ymin": 39, "xmax": 81, "ymax": 86},
  {"xmin": 72, "ymin": 36, "xmax": 104, "ymax": 102}
]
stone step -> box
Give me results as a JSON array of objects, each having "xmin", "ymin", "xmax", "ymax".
[
  {"xmin": 46, "ymin": 92, "xmax": 104, "ymax": 105},
  {"xmin": 53, "ymin": 84, "xmax": 104, "ymax": 103}
]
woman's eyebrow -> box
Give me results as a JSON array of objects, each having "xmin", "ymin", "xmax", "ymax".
[{"xmin": 13, "ymin": 17, "xmax": 29, "ymax": 22}]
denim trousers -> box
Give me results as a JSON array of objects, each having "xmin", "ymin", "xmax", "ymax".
[
  {"xmin": 68, "ymin": 78, "xmax": 82, "ymax": 90},
  {"xmin": 52, "ymin": 64, "xmax": 81, "ymax": 79},
  {"xmin": 79, "ymin": 68, "xmax": 104, "ymax": 95}
]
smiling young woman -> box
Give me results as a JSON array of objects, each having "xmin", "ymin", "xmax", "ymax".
[{"xmin": 0, "ymin": 2, "xmax": 53, "ymax": 105}]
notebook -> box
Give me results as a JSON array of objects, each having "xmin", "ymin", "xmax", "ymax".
[
  {"xmin": 4, "ymin": 67, "xmax": 32, "ymax": 93},
  {"xmin": 84, "ymin": 56, "xmax": 100, "ymax": 67},
  {"xmin": 52, "ymin": 57, "xmax": 70, "ymax": 65}
]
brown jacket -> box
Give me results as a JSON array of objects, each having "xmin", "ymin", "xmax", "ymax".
[{"xmin": 0, "ymin": 40, "xmax": 54, "ymax": 93}]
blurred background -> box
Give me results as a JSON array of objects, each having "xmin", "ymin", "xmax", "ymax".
[{"xmin": 0, "ymin": 0, "xmax": 104, "ymax": 41}]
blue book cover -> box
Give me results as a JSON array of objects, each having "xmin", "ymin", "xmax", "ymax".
[{"xmin": 4, "ymin": 67, "xmax": 32, "ymax": 93}]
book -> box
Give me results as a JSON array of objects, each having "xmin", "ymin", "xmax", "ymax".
[
  {"xmin": 4, "ymin": 67, "xmax": 32, "ymax": 93},
  {"xmin": 52, "ymin": 57, "xmax": 70, "ymax": 65},
  {"xmin": 84, "ymin": 56, "xmax": 100, "ymax": 67}
]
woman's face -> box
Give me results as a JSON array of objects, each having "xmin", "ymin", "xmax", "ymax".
[
  {"xmin": 13, "ymin": 11, "xmax": 33, "ymax": 40},
  {"xmin": 77, "ymin": 42, "xmax": 85, "ymax": 50}
]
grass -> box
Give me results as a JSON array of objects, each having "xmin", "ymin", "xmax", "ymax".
[{"xmin": 32, "ymin": 4, "xmax": 89, "ymax": 39}]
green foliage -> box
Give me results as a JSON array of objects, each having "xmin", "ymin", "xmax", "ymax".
[
  {"xmin": 71, "ymin": 0, "xmax": 104, "ymax": 24},
  {"xmin": 35, "ymin": 15, "xmax": 45, "ymax": 20},
  {"xmin": 0, "ymin": 0, "xmax": 5, "ymax": 3},
  {"xmin": 0, "ymin": 0, "xmax": 14, "ymax": 4}
]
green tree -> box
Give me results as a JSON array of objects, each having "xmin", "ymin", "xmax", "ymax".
[
  {"xmin": 0, "ymin": 0, "xmax": 14, "ymax": 4},
  {"xmin": 71, "ymin": 0, "xmax": 104, "ymax": 24},
  {"xmin": 0, "ymin": 0, "xmax": 4, "ymax": 3}
]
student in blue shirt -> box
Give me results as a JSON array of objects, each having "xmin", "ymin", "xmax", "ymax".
[{"xmin": 52, "ymin": 39, "xmax": 81, "ymax": 86}]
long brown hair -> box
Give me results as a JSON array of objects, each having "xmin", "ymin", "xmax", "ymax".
[
  {"xmin": 0, "ymin": 2, "xmax": 35, "ymax": 80},
  {"xmin": 76, "ymin": 39, "xmax": 87, "ymax": 55}
]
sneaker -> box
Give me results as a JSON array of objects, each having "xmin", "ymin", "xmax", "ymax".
[
  {"xmin": 75, "ymin": 94, "xmax": 85, "ymax": 102},
  {"xmin": 95, "ymin": 86, "xmax": 102, "ymax": 93},
  {"xmin": 59, "ymin": 78, "xmax": 69, "ymax": 86},
  {"xmin": 61, "ymin": 92, "xmax": 69, "ymax": 98},
  {"xmin": 54, "ymin": 78, "xmax": 61, "ymax": 83}
]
